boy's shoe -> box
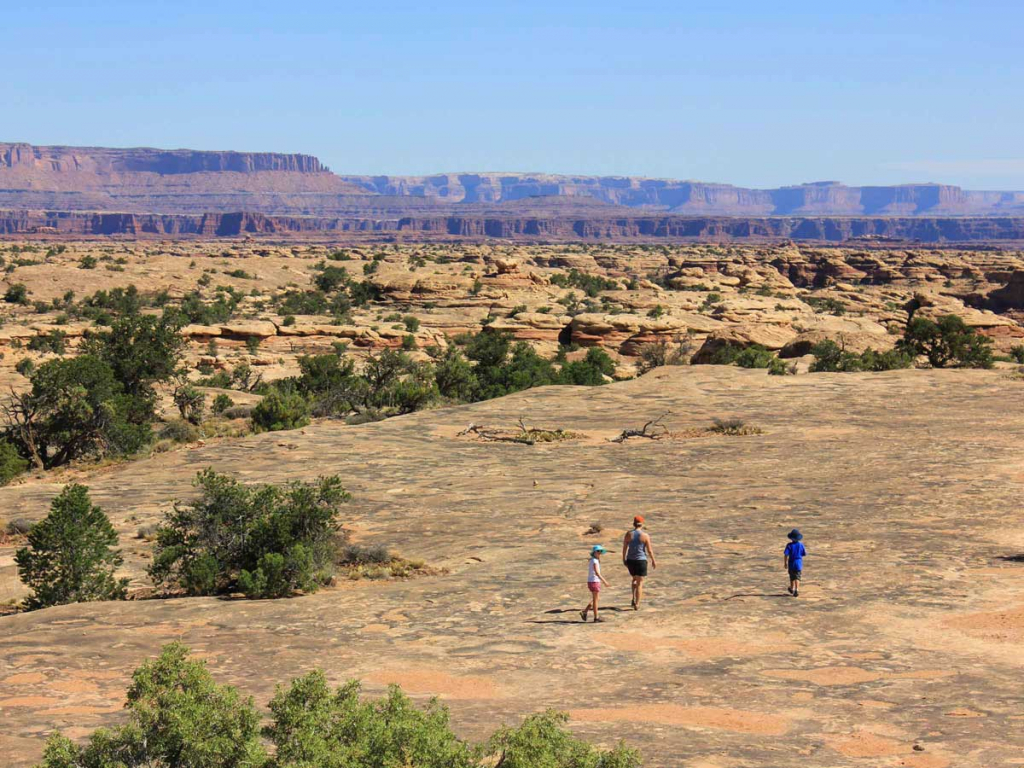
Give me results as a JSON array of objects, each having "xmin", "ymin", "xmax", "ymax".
[
  {"xmin": 787, "ymin": 587, "xmax": 793, "ymax": 595},
  {"xmin": 631, "ymin": 598, "xmax": 637, "ymax": 610},
  {"xmin": 793, "ymin": 590, "xmax": 799, "ymax": 598}
]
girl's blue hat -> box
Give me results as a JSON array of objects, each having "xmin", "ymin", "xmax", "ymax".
[
  {"xmin": 787, "ymin": 529, "xmax": 803, "ymax": 541},
  {"xmin": 591, "ymin": 545, "xmax": 607, "ymax": 554}
]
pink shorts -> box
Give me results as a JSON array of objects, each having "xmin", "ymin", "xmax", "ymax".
[{"xmin": 588, "ymin": 581, "xmax": 601, "ymax": 593}]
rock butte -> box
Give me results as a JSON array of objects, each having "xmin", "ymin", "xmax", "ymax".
[{"xmin": 2, "ymin": 365, "xmax": 1024, "ymax": 767}]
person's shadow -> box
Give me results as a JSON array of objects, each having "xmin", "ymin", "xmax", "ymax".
[{"xmin": 527, "ymin": 607, "xmax": 632, "ymax": 624}]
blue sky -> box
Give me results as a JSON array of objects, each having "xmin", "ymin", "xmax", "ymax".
[{"xmin": 4, "ymin": 1, "xmax": 1023, "ymax": 188}]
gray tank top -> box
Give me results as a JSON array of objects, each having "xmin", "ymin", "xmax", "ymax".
[{"xmin": 627, "ymin": 529, "xmax": 647, "ymax": 561}]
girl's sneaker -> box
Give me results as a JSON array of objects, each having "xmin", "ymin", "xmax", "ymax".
[{"xmin": 580, "ymin": 610, "xmax": 588, "ymax": 622}]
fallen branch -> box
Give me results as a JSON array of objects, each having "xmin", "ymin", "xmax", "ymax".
[{"xmin": 609, "ymin": 412, "xmax": 672, "ymax": 443}]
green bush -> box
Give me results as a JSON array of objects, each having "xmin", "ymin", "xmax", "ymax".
[
  {"xmin": 251, "ymin": 389, "xmax": 311, "ymax": 433},
  {"xmin": 488, "ymin": 710, "xmax": 642, "ymax": 768},
  {"xmin": 27, "ymin": 330, "xmax": 68, "ymax": 355},
  {"xmin": 2, "ymin": 355, "xmax": 153, "ymax": 469},
  {"xmin": 733, "ymin": 345, "xmax": 775, "ymax": 369},
  {"xmin": 4, "ymin": 283, "xmax": 29, "ymax": 304},
  {"xmin": 0, "ymin": 439, "xmax": 28, "ymax": 485},
  {"xmin": 809, "ymin": 340, "xmax": 913, "ymax": 373},
  {"xmin": 549, "ymin": 269, "xmax": 620, "ymax": 297},
  {"xmin": 1011, "ymin": 345, "xmax": 1024, "ymax": 364},
  {"xmin": 36, "ymin": 643, "xmax": 266, "ymax": 768},
  {"xmin": 15, "ymin": 484, "xmax": 128, "ymax": 610},
  {"xmin": 897, "ymin": 314, "xmax": 993, "ymax": 368},
  {"xmin": 403, "ymin": 314, "xmax": 421, "ymax": 332},
  {"xmin": 431, "ymin": 345, "xmax": 478, "ymax": 401},
  {"xmin": 211, "ymin": 393, "xmax": 234, "ymax": 414},
  {"xmin": 558, "ymin": 347, "xmax": 616, "ymax": 385},
  {"xmin": 150, "ymin": 470, "xmax": 349, "ymax": 598},
  {"xmin": 803, "ymin": 296, "xmax": 847, "ymax": 315},
  {"xmin": 313, "ymin": 265, "xmax": 350, "ymax": 293},
  {"xmin": 37, "ymin": 644, "xmax": 643, "ymax": 768}
]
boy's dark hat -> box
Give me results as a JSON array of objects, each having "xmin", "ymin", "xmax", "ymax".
[{"xmin": 787, "ymin": 528, "xmax": 803, "ymax": 540}]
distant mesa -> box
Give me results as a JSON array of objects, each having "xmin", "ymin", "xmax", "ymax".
[{"xmin": 2, "ymin": 142, "xmax": 1024, "ymax": 241}]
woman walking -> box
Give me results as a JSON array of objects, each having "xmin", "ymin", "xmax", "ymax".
[{"xmin": 622, "ymin": 515, "xmax": 656, "ymax": 610}]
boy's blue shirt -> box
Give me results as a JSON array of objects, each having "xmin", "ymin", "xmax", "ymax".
[{"xmin": 784, "ymin": 541, "xmax": 806, "ymax": 569}]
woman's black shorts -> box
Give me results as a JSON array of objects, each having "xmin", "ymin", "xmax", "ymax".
[{"xmin": 626, "ymin": 559, "xmax": 648, "ymax": 577}]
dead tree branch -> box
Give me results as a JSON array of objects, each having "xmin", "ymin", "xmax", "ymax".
[{"xmin": 609, "ymin": 412, "xmax": 672, "ymax": 443}]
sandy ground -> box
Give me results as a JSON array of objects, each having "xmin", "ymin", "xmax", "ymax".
[{"xmin": 2, "ymin": 366, "xmax": 1024, "ymax": 766}]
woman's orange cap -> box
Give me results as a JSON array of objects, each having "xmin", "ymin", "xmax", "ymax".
[{"xmin": 633, "ymin": 515, "xmax": 645, "ymax": 524}]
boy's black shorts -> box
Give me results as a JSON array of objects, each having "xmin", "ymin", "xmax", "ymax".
[
  {"xmin": 626, "ymin": 559, "xmax": 648, "ymax": 577},
  {"xmin": 788, "ymin": 568, "xmax": 802, "ymax": 581}
]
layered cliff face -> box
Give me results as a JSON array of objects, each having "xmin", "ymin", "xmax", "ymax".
[
  {"xmin": 0, "ymin": 143, "xmax": 370, "ymax": 215},
  {"xmin": 342, "ymin": 173, "xmax": 1024, "ymax": 216},
  {"xmin": 5, "ymin": 208, "xmax": 1024, "ymax": 242}
]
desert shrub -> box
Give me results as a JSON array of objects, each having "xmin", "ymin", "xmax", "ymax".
[
  {"xmin": 348, "ymin": 279, "xmax": 382, "ymax": 306},
  {"xmin": 430, "ymin": 345, "xmax": 478, "ymax": 402},
  {"xmin": 549, "ymin": 269, "xmax": 620, "ymax": 297},
  {"xmin": 558, "ymin": 347, "xmax": 616, "ymax": 385},
  {"xmin": 487, "ymin": 710, "xmax": 642, "ymax": 768},
  {"xmin": 246, "ymin": 336, "xmax": 261, "ymax": 355},
  {"xmin": 767, "ymin": 357, "xmax": 795, "ymax": 376},
  {"xmin": 227, "ymin": 268, "xmax": 254, "ymax": 279},
  {"xmin": 6, "ymin": 517, "xmax": 33, "ymax": 535},
  {"xmin": 78, "ymin": 255, "xmax": 98, "ymax": 270},
  {"xmin": 211, "ymin": 393, "xmax": 234, "ymax": 414},
  {"xmin": 733, "ymin": 345, "xmax": 775, "ymax": 369},
  {"xmin": 174, "ymin": 289, "xmax": 238, "ymax": 324},
  {"xmin": 2, "ymin": 355, "xmax": 153, "ymax": 469},
  {"xmin": 402, "ymin": 333, "xmax": 417, "ymax": 350},
  {"xmin": 313, "ymin": 265, "xmax": 349, "ymax": 293},
  {"xmin": 82, "ymin": 311, "xmax": 185, "ymax": 416},
  {"xmin": 251, "ymin": 389, "xmax": 311, "ymax": 433},
  {"xmin": 647, "ymin": 305, "xmax": 665, "ymax": 319},
  {"xmin": 36, "ymin": 642, "xmax": 266, "ymax": 768},
  {"xmin": 15, "ymin": 484, "xmax": 128, "ymax": 610},
  {"xmin": 266, "ymin": 673, "xmax": 478, "ymax": 768},
  {"xmin": 37, "ymin": 644, "xmax": 642, "ymax": 768},
  {"xmin": 339, "ymin": 544, "xmax": 392, "ymax": 566},
  {"xmin": 803, "ymin": 296, "xmax": 847, "ymax": 315},
  {"xmin": 174, "ymin": 385, "xmax": 206, "ymax": 425},
  {"xmin": 362, "ymin": 349, "xmax": 437, "ymax": 414},
  {"xmin": 897, "ymin": 314, "xmax": 993, "ymax": 369},
  {"xmin": 27, "ymin": 330, "xmax": 67, "ymax": 355},
  {"xmin": 708, "ymin": 417, "xmax": 763, "ymax": 436},
  {"xmin": 699, "ymin": 292, "xmax": 722, "ymax": 312},
  {"xmin": 810, "ymin": 340, "xmax": 914, "ymax": 373},
  {"xmin": 636, "ymin": 338, "xmax": 692, "ymax": 374},
  {"xmin": 159, "ymin": 418, "xmax": 200, "ymax": 443},
  {"xmin": 150, "ymin": 470, "xmax": 349, "ymax": 598},
  {"xmin": 4, "ymin": 283, "xmax": 29, "ymax": 304},
  {"xmin": 15, "ymin": 358, "xmax": 34, "ymax": 377},
  {"xmin": 1011, "ymin": 345, "xmax": 1024, "ymax": 364},
  {"xmin": 403, "ymin": 314, "xmax": 420, "ymax": 332},
  {"xmin": 0, "ymin": 439, "xmax": 28, "ymax": 485}
]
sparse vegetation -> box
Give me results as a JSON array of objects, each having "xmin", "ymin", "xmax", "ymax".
[{"xmin": 36, "ymin": 643, "xmax": 642, "ymax": 768}]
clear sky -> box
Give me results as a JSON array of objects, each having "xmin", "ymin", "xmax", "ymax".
[{"xmin": 4, "ymin": 1, "xmax": 1023, "ymax": 189}]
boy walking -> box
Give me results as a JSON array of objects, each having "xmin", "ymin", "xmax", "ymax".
[
  {"xmin": 581, "ymin": 545, "xmax": 611, "ymax": 622},
  {"xmin": 783, "ymin": 529, "xmax": 806, "ymax": 597}
]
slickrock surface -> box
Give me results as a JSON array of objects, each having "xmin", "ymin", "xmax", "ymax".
[{"xmin": 2, "ymin": 366, "xmax": 1024, "ymax": 767}]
